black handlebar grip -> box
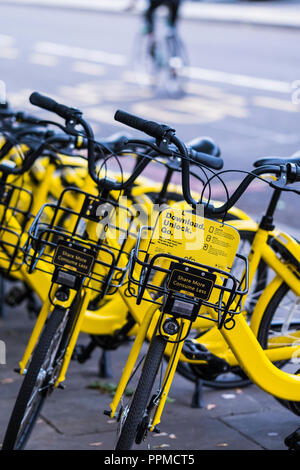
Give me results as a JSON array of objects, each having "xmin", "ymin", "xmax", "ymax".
[
  {"xmin": 29, "ymin": 92, "xmax": 81, "ymax": 120},
  {"xmin": 287, "ymin": 163, "xmax": 300, "ymax": 183},
  {"xmin": 188, "ymin": 147, "xmax": 224, "ymax": 170},
  {"xmin": 294, "ymin": 164, "xmax": 300, "ymax": 182},
  {"xmin": 114, "ymin": 109, "xmax": 174, "ymax": 140}
]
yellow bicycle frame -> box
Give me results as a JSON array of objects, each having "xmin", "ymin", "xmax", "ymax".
[{"xmin": 108, "ymin": 220, "xmax": 300, "ymax": 432}]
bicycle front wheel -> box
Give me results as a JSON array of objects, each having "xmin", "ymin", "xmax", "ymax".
[
  {"xmin": 2, "ymin": 306, "xmax": 68, "ymax": 450},
  {"xmin": 161, "ymin": 33, "xmax": 189, "ymax": 98},
  {"xmin": 115, "ymin": 335, "xmax": 167, "ymax": 450},
  {"xmin": 131, "ymin": 33, "xmax": 158, "ymax": 91}
]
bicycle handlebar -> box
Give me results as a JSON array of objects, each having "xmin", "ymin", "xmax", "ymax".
[
  {"xmin": 114, "ymin": 109, "xmax": 175, "ymax": 141},
  {"xmin": 0, "ymin": 133, "xmax": 80, "ymax": 176},
  {"xmin": 187, "ymin": 147, "xmax": 223, "ymax": 170},
  {"xmin": 28, "ymin": 96, "xmax": 223, "ymax": 190},
  {"xmin": 204, "ymin": 163, "xmax": 300, "ymax": 218},
  {"xmin": 30, "ymin": 92, "xmax": 82, "ymax": 121},
  {"xmin": 115, "ymin": 109, "xmax": 224, "ymax": 168},
  {"xmin": 26, "ymin": 96, "xmax": 300, "ymax": 204},
  {"xmin": 28, "ymin": 93, "xmax": 154, "ymax": 190},
  {"xmin": 15, "ymin": 111, "xmax": 48, "ymax": 126},
  {"xmin": 114, "ymin": 109, "xmax": 225, "ymax": 202},
  {"xmin": 114, "ymin": 110, "xmax": 300, "ymax": 215}
]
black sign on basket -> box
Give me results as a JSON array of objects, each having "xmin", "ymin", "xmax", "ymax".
[
  {"xmin": 167, "ymin": 263, "xmax": 216, "ymax": 301},
  {"xmin": 53, "ymin": 241, "xmax": 96, "ymax": 276}
]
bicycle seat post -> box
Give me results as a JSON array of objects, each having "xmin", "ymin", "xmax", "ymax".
[
  {"xmin": 259, "ymin": 188, "xmax": 282, "ymax": 232},
  {"xmin": 154, "ymin": 165, "xmax": 174, "ymax": 204}
]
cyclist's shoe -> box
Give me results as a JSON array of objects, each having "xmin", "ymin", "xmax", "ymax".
[{"xmin": 169, "ymin": 56, "xmax": 183, "ymax": 70}]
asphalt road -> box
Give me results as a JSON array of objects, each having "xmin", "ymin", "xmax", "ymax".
[{"xmin": 1, "ymin": 3, "xmax": 300, "ymax": 231}]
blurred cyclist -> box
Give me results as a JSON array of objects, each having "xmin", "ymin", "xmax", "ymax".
[{"xmin": 127, "ymin": 0, "xmax": 182, "ymax": 36}]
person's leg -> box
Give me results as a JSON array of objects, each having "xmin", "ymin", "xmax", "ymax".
[
  {"xmin": 144, "ymin": 0, "xmax": 162, "ymax": 34},
  {"xmin": 166, "ymin": 0, "xmax": 181, "ymax": 28}
]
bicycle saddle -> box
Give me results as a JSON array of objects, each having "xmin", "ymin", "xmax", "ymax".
[
  {"xmin": 187, "ymin": 136, "xmax": 221, "ymax": 157},
  {"xmin": 254, "ymin": 155, "xmax": 300, "ymax": 167}
]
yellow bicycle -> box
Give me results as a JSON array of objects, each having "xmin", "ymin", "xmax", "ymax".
[
  {"xmin": 3, "ymin": 98, "xmax": 293, "ymax": 451},
  {"xmin": 1, "ymin": 93, "xmax": 258, "ymax": 450},
  {"xmin": 102, "ymin": 110, "xmax": 300, "ymax": 450}
]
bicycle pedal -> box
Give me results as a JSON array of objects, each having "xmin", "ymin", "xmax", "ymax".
[
  {"xmin": 5, "ymin": 286, "xmax": 28, "ymax": 306},
  {"xmin": 182, "ymin": 339, "xmax": 209, "ymax": 360},
  {"xmin": 183, "ymin": 340, "xmax": 229, "ymax": 371},
  {"xmin": 71, "ymin": 343, "xmax": 94, "ymax": 363},
  {"xmin": 71, "ymin": 344, "xmax": 83, "ymax": 361}
]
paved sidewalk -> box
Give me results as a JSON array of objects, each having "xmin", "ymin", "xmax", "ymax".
[
  {"xmin": 0, "ymin": 0, "xmax": 300, "ymax": 29},
  {"xmin": 1, "ymin": 302, "xmax": 300, "ymax": 451}
]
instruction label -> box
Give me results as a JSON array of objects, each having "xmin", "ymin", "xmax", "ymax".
[
  {"xmin": 53, "ymin": 241, "xmax": 95, "ymax": 275},
  {"xmin": 147, "ymin": 207, "xmax": 240, "ymax": 271},
  {"xmin": 167, "ymin": 263, "xmax": 216, "ymax": 300}
]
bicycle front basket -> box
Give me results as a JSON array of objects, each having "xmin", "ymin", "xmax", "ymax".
[
  {"xmin": 24, "ymin": 187, "xmax": 136, "ymax": 299},
  {"xmin": 0, "ymin": 179, "xmax": 33, "ymax": 274},
  {"xmin": 127, "ymin": 209, "xmax": 248, "ymax": 329}
]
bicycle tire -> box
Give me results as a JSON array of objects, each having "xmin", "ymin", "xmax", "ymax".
[
  {"xmin": 131, "ymin": 33, "xmax": 158, "ymax": 90},
  {"xmin": 161, "ymin": 32, "xmax": 189, "ymax": 98},
  {"xmin": 257, "ymin": 281, "xmax": 300, "ymax": 416},
  {"xmin": 115, "ymin": 335, "xmax": 167, "ymax": 450},
  {"xmin": 2, "ymin": 306, "xmax": 67, "ymax": 450}
]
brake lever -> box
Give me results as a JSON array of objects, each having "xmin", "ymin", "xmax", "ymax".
[
  {"xmin": 269, "ymin": 164, "xmax": 300, "ymax": 193},
  {"xmin": 269, "ymin": 165, "xmax": 287, "ymax": 190}
]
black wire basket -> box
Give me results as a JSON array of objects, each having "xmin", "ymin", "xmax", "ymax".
[
  {"xmin": 127, "ymin": 225, "xmax": 249, "ymax": 329},
  {"xmin": 24, "ymin": 186, "xmax": 136, "ymax": 299},
  {"xmin": 0, "ymin": 180, "xmax": 33, "ymax": 274}
]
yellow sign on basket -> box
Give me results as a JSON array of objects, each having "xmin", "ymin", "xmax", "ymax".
[{"xmin": 146, "ymin": 207, "xmax": 240, "ymax": 272}]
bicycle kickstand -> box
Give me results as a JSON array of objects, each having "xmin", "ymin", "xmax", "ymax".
[
  {"xmin": 98, "ymin": 350, "xmax": 112, "ymax": 379},
  {"xmin": 191, "ymin": 378, "xmax": 204, "ymax": 409}
]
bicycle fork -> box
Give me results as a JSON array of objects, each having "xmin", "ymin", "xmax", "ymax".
[
  {"xmin": 18, "ymin": 281, "xmax": 92, "ymax": 388},
  {"xmin": 108, "ymin": 301, "xmax": 192, "ymax": 433}
]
